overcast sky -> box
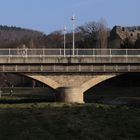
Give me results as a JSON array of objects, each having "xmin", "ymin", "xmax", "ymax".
[{"xmin": 0, "ymin": 0, "xmax": 139, "ymax": 34}]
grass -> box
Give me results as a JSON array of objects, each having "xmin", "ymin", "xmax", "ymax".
[
  {"xmin": 0, "ymin": 96, "xmax": 54, "ymax": 104},
  {"xmin": 0, "ymin": 103, "xmax": 139, "ymax": 140}
]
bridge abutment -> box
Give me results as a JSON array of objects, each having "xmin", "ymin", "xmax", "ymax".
[{"xmin": 56, "ymin": 87, "xmax": 84, "ymax": 103}]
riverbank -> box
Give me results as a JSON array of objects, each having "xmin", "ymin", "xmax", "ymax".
[{"xmin": 0, "ymin": 103, "xmax": 139, "ymax": 140}]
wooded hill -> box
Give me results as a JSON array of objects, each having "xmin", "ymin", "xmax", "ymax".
[{"xmin": 0, "ymin": 25, "xmax": 47, "ymax": 48}]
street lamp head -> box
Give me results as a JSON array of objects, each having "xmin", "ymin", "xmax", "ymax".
[
  {"xmin": 64, "ymin": 26, "xmax": 67, "ymax": 32},
  {"xmin": 71, "ymin": 15, "xmax": 76, "ymax": 21}
]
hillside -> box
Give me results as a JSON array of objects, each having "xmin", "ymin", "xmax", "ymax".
[{"xmin": 0, "ymin": 25, "xmax": 47, "ymax": 48}]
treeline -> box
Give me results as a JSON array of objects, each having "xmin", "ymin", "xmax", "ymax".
[
  {"xmin": 0, "ymin": 23, "xmax": 140, "ymax": 49},
  {"xmin": 46, "ymin": 19, "xmax": 109, "ymax": 49},
  {"xmin": 46, "ymin": 20, "xmax": 140, "ymax": 49}
]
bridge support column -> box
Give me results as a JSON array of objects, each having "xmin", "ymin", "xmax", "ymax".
[{"xmin": 56, "ymin": 87, "xmax": 84, "ymax": 103}]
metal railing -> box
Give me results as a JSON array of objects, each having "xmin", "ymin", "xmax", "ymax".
[{"xmin": 0, "ymin": 48, "xmax": 140, "ymax": 57}]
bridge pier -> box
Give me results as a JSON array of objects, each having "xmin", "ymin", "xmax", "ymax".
[{"xmin": 56, "ymin": 87, "xmax": 84, "ymax": 103}]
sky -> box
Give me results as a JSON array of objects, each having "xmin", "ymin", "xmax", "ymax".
[{"xmin": 0, "ymin": 0, "xmax": 139, "ymax": 34}]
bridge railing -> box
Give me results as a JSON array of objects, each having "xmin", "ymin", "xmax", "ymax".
[{"xmin": 0, "ymin": 48, "xmax": 140, "ymax": 57}]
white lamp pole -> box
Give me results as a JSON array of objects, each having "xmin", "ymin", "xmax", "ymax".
[
  {"xmin": 63, "ymin": 26, "xmax": 67, "ymax": 56},
  {"xmin": 71, "ymin": 15, "xmax": 76, "ymax": 56}
]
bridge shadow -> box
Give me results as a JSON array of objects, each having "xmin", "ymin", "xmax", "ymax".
[{"xmin": 84, "ymin": 73, "xmax": 140, "ymax": 105}]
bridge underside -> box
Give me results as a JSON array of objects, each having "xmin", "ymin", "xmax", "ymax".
[{"xmin": 0, "ymin": 63, "xmax": 137, "ymax": 103}]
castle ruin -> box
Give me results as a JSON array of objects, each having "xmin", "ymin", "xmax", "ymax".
[{"xmin": 109, "ymin": 26, "xmax": 140, "ymax": 48}]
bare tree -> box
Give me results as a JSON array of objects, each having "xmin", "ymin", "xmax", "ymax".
[
  {"xmin": 96, "ymin": 18, "xmax": 108, "ymax": 49},
  {"xmin": 76, "ymin": 21, "xmax": 98, "ymax": 48},
  {"xmin": 76, "ymin": 19, "xmax": 108, "ymax": 49}
]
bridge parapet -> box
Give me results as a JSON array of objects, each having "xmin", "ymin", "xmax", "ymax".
[
  {"xmin": 0, "ymin": 48, "xmax": 140, "ymax": 64},
  {"xmin": 0, "ymin": 56, "xmax": 140, "ymax": 64},
  {"xmin": 1, "ymin": 48, "xmax": 140, "ymax": 56}
]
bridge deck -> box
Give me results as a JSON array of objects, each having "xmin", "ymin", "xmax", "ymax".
[
  {"xmin": 0, "ymin": 48, "xmax": 140, "ymax": 73},
  {"xmin": 0, "ymin": 64, "xmax": 139, "ymax": 73}
]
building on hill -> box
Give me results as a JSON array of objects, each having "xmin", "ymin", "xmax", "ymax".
[{"xmin": 109, "ymin": 26, "xmax": 140, "ymax": 48}]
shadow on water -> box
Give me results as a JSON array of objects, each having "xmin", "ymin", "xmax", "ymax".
[{"xmin": 84, "ymin": 73, "xmax": 140, "ymax": 106}]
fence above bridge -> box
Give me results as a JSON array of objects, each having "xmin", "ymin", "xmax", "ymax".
[{"xmin": 1, "ymin": 48, "xmax": 140, "ymax": 57}]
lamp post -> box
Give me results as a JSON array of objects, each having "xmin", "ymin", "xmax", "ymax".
[
  {"xmin": 71, "ymin": 15, "xmax": 76, "ymax": 56},
  {"xmin": 63, "ymin": 26, "xmax": 67, "ymax": 56}
]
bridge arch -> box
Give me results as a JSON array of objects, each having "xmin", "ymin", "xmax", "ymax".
[
  {"xmin": 23, "ymin": 74, "xmax": 60, "ymax": 90},
  {"xmin": 81, "ymin": 74, "xmax": 117, "ymax": 93}
]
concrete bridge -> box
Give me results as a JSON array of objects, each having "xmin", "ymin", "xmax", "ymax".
[{"xmin": 1, "ymin": 48, "xmax": 140, "ymax": 103}]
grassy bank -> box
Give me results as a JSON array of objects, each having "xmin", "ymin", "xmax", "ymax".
[{"xmin": 0, "ymin": 103, "xmax": 139, "ymax": 140}]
